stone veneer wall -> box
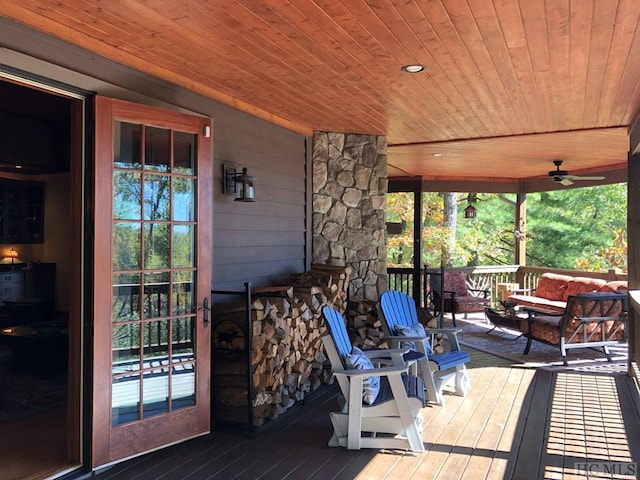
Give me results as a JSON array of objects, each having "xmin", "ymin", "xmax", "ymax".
[{"xmin": 311, "ymin": 131, "xmax": 388, "ymax": 301}]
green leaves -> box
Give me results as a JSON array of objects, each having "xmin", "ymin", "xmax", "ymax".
[{"xmin": 387, "ymin": 184, "xmax": 627, "ymax": 272}]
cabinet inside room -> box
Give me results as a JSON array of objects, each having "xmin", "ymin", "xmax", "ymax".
[
  {"xmin": 0, "ymin": 178, "xmax": 45, "ymax": 244},
  {"xmin": 0, "ymin": 263, "xmax": 56, "ymax": 327}
]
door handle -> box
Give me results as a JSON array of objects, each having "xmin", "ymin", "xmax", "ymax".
[{"xmin": 202, "ymin": 297, "xmax": 211, "ymax": 327}]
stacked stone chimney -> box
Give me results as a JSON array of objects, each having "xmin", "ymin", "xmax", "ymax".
[{"xmin": 311, "ymin": 131, "xmax": 387, "ymax": 302}]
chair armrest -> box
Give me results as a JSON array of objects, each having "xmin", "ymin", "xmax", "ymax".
[
  {"xmin": 363, "ymin": 346, "xmax": 410, "ymax": 357},
  {"xmin": 363, "ymin": 345, "xmax": 423, "ymax": 367},
  {"xmin": 521, "ymin": 306, "xmax": 563, "ymax": 317},
  {"xmin": 424, "ymin": 327, "xmax": 462, "ymax": 335},
  {"xmin": 424, "ymin": 328, "xmax": 463, "ymax": 350},
  {"xmin": 333, "ymin": 364, "xmax": 410, "ymax": 378},
  {"xmin": 384, "ymin": 335, "xmax": 429, "ymax": 352},
  {"xmin": 385, "ymin": 334, "xmax": 426, "ymax": 342}
]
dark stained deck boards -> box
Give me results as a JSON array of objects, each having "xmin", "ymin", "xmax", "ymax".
[{"xmin": 95, "ymin": 348, "xmax": 640, "ymax": 480}]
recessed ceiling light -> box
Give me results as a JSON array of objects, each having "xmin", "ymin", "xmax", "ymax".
[
  {"xmin": 15, "ymin": 165, "xmax": 22, "ymax": 169},
  {"xmin": 401, "ymin": 64, "xmax": 426, "ymax": 73},
  {"xmin": 432, "ymin": 153, "xmax": 443, "ymax": 157}
]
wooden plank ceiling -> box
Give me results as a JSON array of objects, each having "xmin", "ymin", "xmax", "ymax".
[{"xmin": 1, "ymin": 1, "xmax": 639, "ymax": 184}]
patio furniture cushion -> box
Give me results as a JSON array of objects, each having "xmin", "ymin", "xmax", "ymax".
[
  {"xmin": 395, "ymin": 323, "xmax": 427, "ymax": 352},
  {"xmin": 444, "ymin": 271, "xmax": 468, "ymax": 296},
  {"xmin": 600, "ymin": 280, "xmax": 629, "ymax": 293},
  {"xmin": 563, "ymin": 277, "xmax": 605, "ymax": 301},
  {"xmin": 345, "ymin": 346, "xmax": 380, "ymax": 405},
  {"xmin": 533, "ymin": 273, "xmax": 572, "ymax": 301}
]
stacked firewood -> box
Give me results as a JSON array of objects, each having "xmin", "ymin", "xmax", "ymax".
[
  {"xmin": 250, "ymin": 264, "xmax": 352, "ymax": 426},
  {"xmin": 289, "ymin": 263, "xmax": 352, "ymax": 313},
  {"xmin": 348, "ymin": 297, "xmax": 388, "ymax": 349}
]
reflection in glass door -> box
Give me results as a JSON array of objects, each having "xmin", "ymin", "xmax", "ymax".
[{"xmin": 111, "ymin": 122, "xmax": 199, "ymax": 425}]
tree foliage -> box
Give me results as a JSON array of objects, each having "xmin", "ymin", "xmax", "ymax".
[{"xmin": 386, "ymin": 183, "xmax": 627, "ymax": 272}]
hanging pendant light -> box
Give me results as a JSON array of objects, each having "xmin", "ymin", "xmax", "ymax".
[{"xmin": 464, "ymin": 204, "xmax": 477, "ymax": 219}]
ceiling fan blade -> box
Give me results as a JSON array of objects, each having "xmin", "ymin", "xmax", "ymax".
[
  {"xmin": 560, "ymin": 178, "xmax": 574, "ymax": 186},
  {"xmin": 568, "ymin": 175, "xmax": 606, "ymax": 181}
]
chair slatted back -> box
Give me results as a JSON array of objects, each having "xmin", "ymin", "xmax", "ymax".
[
  {"xmin": 380, "ymin": 290, "xmax": 420, "ymax": 332},
  {"xmin": 380, "ymin": 290, "xmax": 435, "ymax": 356},
  {"xmin": 322, "ymin": 306, "xmax": 352, "ymax": 367}
]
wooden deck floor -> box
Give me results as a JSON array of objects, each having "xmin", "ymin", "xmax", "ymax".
[{"xmin": 95, "ymin": 348, "xmax": 640, "ymax": 480}]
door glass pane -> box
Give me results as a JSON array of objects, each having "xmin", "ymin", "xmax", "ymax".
[
  {"xmin": 172, "ymin": 225, "xmax": 194, "ymax": 268},
  {"xmin": 145, "ymin": 126, "xmax": 170, "ymax": 172},
  {"xmin": 143, "ymin": 272, "xmax": 170, "ymax": 319},
  {"xmin": 171, "ymin": 362, "xmax": 195, "ymax": 409},
  {"xmin": 113, "ymin": 171, "xmax": 142, "ymax": 220},
  {"xmin": 112, "ymin": 323, "xmax": 140, "ymax": 373},
  {"xmin": 142, "ymin": 320, "xmax": 169, "ymax": 362},
  {"xmin": 114, "ymin": 122, "xmax": 142, "ymax": 168},
  {"xmin": 143, "ymin": 223, "xmax": 170, "ymax": 269},
  {"xmin": 172, "ymin": 317, "xmax": 195, "ymax": 357},
  {"xmin": 173, "ymin": 271, "xmax": 194, "ymax": 316},
  {"xmin": 144, "ymin": 174, "xmax": 170, "ymax": 220},
  {"xmin": 112, "ymin": 372, "xmax": 141, "ymax": 426},
  {"xmin": 113, "ymin": 273, "xmax": 141, "ymax": 322},
  {"xmin": 174, "ymin": 131, "xmax": 196, "ymax": 175},
  {"xmin": 113, "ymin": 223, "xmax": 141, "ymax": 270},
  {"xmin": 172, "ymin": 177, "xmax": 194, "ymax": 222},
  {"xmin": 143, "ymin": 367, "xmax": 169, "ymax": 418}
]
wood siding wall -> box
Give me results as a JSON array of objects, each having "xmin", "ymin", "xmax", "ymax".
[
  {"xmin": 212, "ymin": 112, "xmax": 307, "ymax": 290},
  {"xmin": 0, "ymin": 18, "xmax": 309, "ymax": 293}
]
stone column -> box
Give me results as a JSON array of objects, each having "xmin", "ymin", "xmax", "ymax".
[{"xmin": 311, "ymin": 131, "xmax": 387, "ymax": 301}]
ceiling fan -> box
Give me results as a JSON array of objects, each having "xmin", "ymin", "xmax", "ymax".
[{"xmin": 548, "ymin": 160, "xmax": 605, "ymax": 186}]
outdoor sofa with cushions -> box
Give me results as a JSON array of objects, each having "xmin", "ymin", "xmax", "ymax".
[
  {"xmin": 508, "ymin": 272, "xmax": 628, "ymax": 313},
  {"xmin": 519, "ymin": 291, "xmax": 628, "ymax": 365}
]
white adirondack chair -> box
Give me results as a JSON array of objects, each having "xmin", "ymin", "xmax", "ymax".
[
  {"xmin": 379, "ymin": 290, "xmax": 471, "ymax": 405},
  {"xmin": 321, "ymin": 306, "xmax": 426, "ymax": 452}
]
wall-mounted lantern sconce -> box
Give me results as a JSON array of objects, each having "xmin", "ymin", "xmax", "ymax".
[{"xmin": 223, "ymin": 164, "xmax": 256, "ymax": 202}]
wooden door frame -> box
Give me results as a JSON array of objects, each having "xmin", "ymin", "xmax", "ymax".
[{"xmin": 91, "ymin": 96, "xmax": 213, "ymax": 468}]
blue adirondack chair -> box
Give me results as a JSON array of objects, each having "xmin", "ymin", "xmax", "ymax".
[
  {"xmin": 379, "ymin": 290, "xmax": 471, "ymax": 405},
  {"xmin": 321, "ymin": 306, "xmax": 425, "ymax": 452}
]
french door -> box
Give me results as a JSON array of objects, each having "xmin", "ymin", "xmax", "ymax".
[{"xmin": 92, "ymin": 97, "xmax": 212, "ymax": 466}]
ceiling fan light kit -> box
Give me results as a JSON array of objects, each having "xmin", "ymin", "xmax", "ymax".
[{"xmin": 547, "ymin": 160, "xmax": 605, "ymax": 186}]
